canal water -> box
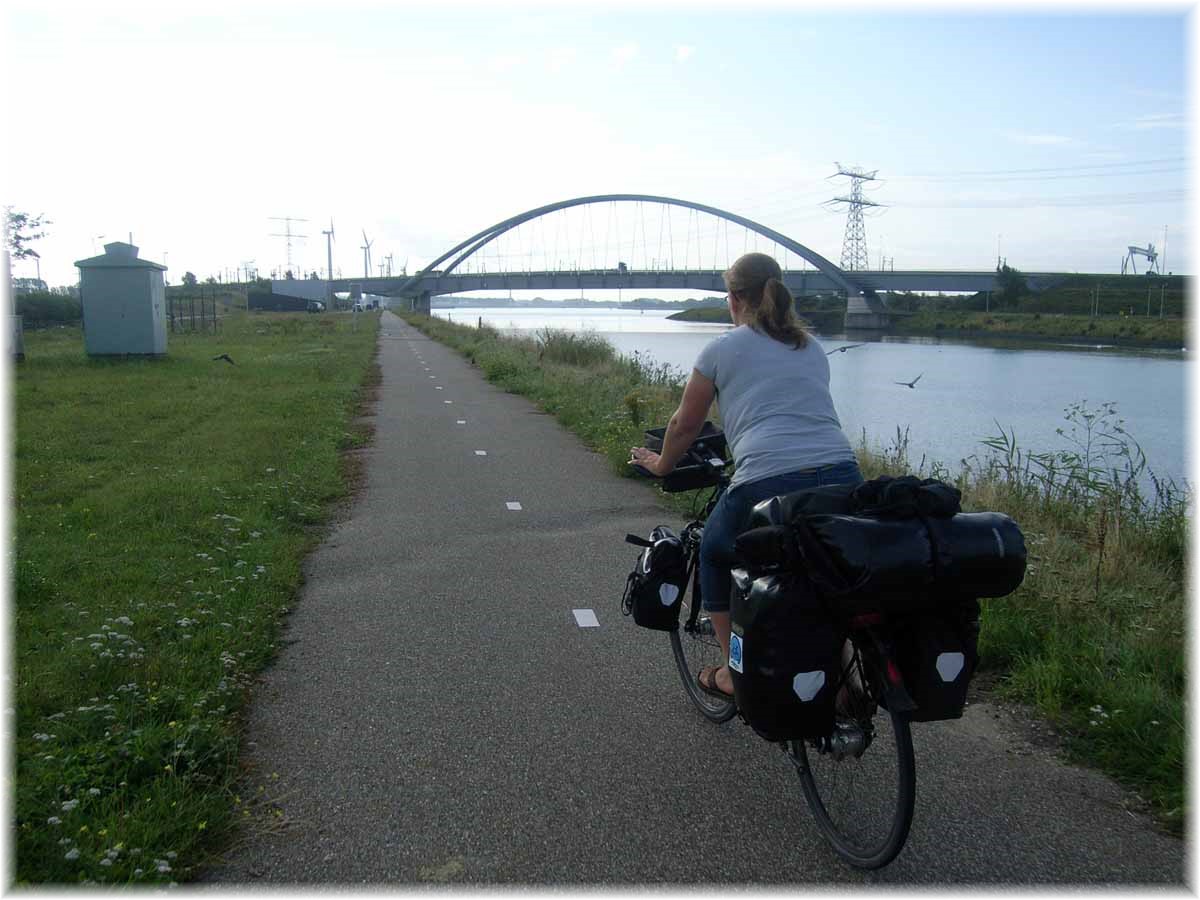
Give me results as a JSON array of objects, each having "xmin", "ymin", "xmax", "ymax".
[{"xmin": 434, "ymin": 307, "xmax": 1190, "ymax": 490}]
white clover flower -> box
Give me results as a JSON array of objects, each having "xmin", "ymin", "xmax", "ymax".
[
  {"xmin": 65, "ymin": 848, "xmax": 80, "ymax": 861},
  {"xmin": 33, "ymin": 733, "xmax": 52, "ymax": 742},
  {"xmin": 112, "ymin": 617, "xmax": 133, "ymax": 626},
  {"xmin": 61, "ymin": 799, "xmax": 79, "ymax": 812},
  {"xmin": 99, "ymin": 858, "xmax": 113, "ymax": 867},
  {"xmin": 47, "ymin": 816, "xmax": 61, "ymax": 825},
  {"xmin": 88, "ymin": 788, "xmax": 101, "ymax": 796}
]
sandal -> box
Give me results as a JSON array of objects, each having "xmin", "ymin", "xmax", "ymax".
[{"xmin": 697, "ymin": 665, "xmax": 735, "ymax": 701}]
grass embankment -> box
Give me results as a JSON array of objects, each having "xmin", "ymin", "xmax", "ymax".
[
  {"xmin": 401, "ymin": 312, "xmax": 1186, "ymax": 833},
  {"xmin": 669, "ymin": 306, "xmax": 844, "ymax": 334},
  {"xmin": 891, "ymin": 309, "xmax": 1186, "ymax": 348},
  {"xmin": 670, "ymin": 305, "xmax": 1185, "ymax": 348},
  {"xmin": 14, "ymin": 311, "xmax": 380, "ymax": 884}
]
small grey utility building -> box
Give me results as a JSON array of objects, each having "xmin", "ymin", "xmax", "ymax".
[{"xmin": 75, "ymin": 242, "xmax": 168, "ymax": 356}]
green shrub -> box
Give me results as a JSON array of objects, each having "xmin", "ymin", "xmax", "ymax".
[{"xmin": 16, "ymin": 291, "xmax": 81, "ymax": 324}]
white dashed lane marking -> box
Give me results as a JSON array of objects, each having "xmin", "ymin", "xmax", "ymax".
[
  {"xmin": 506, "ymin": 501, "xmax": 522, "ymax": 511},
  {"xmin": 573, "ymin": 609, "xmax": 600, "ymax": 628},
  {"xmin": 436, "ymin": 386, "xmax": 444, "ymax": 390},
  {"xmin": 474, "ymin": 450, "xmax": 487, "ymax": 456},
  {"xmin": 444, "ymin": 400, "xmax": 453, "ymax": 404},
  {"xmin": 456, "ymin": 420, "xmax": 467, "ymax": 425}
]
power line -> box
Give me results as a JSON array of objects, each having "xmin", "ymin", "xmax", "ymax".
[{"xmin": 889, "ymin": 156, "xmax": 1186, "ymax": 179}]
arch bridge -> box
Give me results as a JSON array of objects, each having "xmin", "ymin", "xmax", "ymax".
[{"xmin": 326, "ymin": 194, "xmax": 1060, "ymax": 328}]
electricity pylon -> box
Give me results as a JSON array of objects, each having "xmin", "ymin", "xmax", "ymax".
[{"xmin": 826, "ymin": 164, "xmax": 882, "ymax": 272}]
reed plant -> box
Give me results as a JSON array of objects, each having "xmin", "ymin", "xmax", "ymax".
[{"xmin": 406, "ymin": 312, "xmax": 1187, "ymax": 832}]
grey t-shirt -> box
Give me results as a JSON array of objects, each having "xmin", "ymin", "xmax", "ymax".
[{"xmin": 693, "ymin": 325, "xmax": 854, "ymax": 487}]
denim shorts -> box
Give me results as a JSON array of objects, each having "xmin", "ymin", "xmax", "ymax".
[{"xmin": 698, "ymin": 460, "xmax": 864, "ymax": 613}]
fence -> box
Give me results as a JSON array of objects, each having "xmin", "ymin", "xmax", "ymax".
[{"xmin": 167, "ymin": 289, "xmax": 221, "ymax": 334}]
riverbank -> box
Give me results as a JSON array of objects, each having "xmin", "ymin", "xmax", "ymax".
[
  {"xmin": 400, "ymin": 311, "xmax": 1186, "ymax": 834},
  {"xmin": 669, "ymin": 306, "xmax": 1186, "ymax": 349}
]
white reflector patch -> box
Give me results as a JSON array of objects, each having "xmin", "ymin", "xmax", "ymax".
[
  {"xmin": 573, "ymin": 609, "xmax": 599, "ymax": 628},
  {"xmin": 937, "ymin": 652, "xmax": 966, "ymax": 682},
  {"xmin": 659, "ymin": 583, "xmax": 680, "ymax": 607},
  {"xmin": 793, "ymin": 670, "xmax": 826, "ymax": 702},
  {"xmin": 506, "ymin": 501, "xmax": 522, "ymax": 511}
]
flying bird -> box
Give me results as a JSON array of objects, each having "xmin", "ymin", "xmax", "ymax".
[
  {"xmin": 213, "ymin": 353, "xmax": 236, "ymax": 365},
  {"xmin": 894, "ymin": 373, "xmax": 923, "ymax": 389},
  {"xmin": 826, "ymin": 342, "xmax": 866, "ymax": 355}
]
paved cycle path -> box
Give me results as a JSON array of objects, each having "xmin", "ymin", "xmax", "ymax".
[{"xmin": 201, "ymin": 311, "xmax": 1184, "ymax": 886}]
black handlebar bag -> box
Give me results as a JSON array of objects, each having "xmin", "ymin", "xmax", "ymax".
[
  {"xmin": 728, "ymin": 568, "xmax": 841, "ymax": 741},
  {"xmin": 621, "ymin": 526, "xmax": 688, "ymax": 631}
]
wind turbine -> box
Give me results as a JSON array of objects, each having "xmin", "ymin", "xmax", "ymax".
[
  {"xmin": 385, "ymin": 253, "xmax": 394, "ymax": 277},
  {"xmin": 361, "ymin": 230, "xmax": 373, "ymax": 279},
  {"xmin": 321, "ymin": 219, "xmax": 335, "ymax": 306}
]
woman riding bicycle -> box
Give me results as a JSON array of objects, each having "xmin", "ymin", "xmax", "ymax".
[{"xmin": 628, "ymin": 252, "xmax": 862, "ymax": 701}]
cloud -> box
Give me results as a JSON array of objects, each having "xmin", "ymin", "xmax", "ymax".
[
  {"xmin": 612, "ymin": 42, "xmax": 638, "ymax": 67},
  {"xmin": 488, "ymin": 53, "xmax": 525, "ymax": 73},
  {"xmin": 545, "ymin": 47, "xmax": 577, "ymax": 73},
  {"xmin": 675, "ymin": 45, "xmax": 695, "ymax": 63},
  {"xmin": 1002, "ymin": 131, "xmax": 1073, "ymax": 146},
  {"xmin": 1116, "ymin": 112, "xmax": 1185, "ymax": 131}
]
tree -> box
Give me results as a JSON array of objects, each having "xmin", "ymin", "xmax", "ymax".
[
  {"xmin": 4, "ymin": 207, "xmax": 51, "ymax": 260},
  {"xmin": 995, "ymin": 262, "xmax": 1028, "ymax": 307},
  {"xmin": 182, "ymin": 271, "xmax": 198, "ymax": 287}
]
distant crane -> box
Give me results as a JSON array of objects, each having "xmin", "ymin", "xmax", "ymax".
[
  {"xmin": 361, "ymin": 230, "xmax": 374, "ymax": 279},
  {"xmin": 1121, "ymin": 243, "xmax": 1159, "ymax": 275}
]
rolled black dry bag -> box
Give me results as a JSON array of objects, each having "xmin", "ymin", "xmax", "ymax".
[
  {"xmin": 729, "ymin": 568, "xmax": 840, "ymax": 742},
  {"xmin": 927, "ymin": 513, "xmax": 1026, "ymax": 598}
]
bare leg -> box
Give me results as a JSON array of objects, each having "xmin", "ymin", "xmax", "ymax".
[{"xmin": 708, "ymin": 610, "xmax": 734, "ymax": 694}]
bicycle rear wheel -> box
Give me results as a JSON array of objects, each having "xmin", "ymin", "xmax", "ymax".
[
  {"xmin": 789, "ymin": 643, "xmax": 915, "ymax": 869},
  {"xmin": 670, "ymin": 567, "xmax": 736, "ymax": 724}
]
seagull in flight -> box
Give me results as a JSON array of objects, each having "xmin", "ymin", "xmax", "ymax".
[
  {"xmin": 894, "ymin": 373, "xmax": 923, "ymax": 389},
  {"xmin": 825, "ymin": 342, "xmax": 866, "ymax": 355},
  {"xmin": 213, "ymin": 353, "xmax": 236, "ymax": 365}
]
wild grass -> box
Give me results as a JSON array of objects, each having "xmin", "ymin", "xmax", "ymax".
[
  {"xmin": 13, "ymin": 312, "xmax": 380, "ymax": 884},
  {"xmin": 405, "ymin": 312, "xmax": 1187, "ymax": 833},
  {"xmin": 858, "ymin": 407, "xmax": 1187, "ymax": 832}
]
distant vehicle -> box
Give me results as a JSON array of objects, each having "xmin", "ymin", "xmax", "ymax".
[{"xmin": 306, "ymin": 300, "xmax": 326, "ymax": 313}]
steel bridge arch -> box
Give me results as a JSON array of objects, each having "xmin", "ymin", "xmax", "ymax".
[{"xmin": 395, "ymin": 194, "xmax": 866, "ymax": 298}]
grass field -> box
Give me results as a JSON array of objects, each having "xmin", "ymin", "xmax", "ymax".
[
  {"xmin": 400, "ymin": 312, "xmax": 1187, "ymax": 834},
  {"xmin": 13, "ymin": 312, "xmax": 379, "ymax": 884}
]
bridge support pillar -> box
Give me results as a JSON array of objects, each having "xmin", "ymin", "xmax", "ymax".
[
  {"xmin": 843, "ymin": 291, "xmax": 890, "ymax": 332},
  {"xmin": 412, "ymin": 292, "xmax": 432, "ymax": 314}
]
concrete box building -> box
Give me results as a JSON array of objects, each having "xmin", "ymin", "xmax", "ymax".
[{"xmin": 74, "ymin": 242, "xmax": 167, "ymax": 356}]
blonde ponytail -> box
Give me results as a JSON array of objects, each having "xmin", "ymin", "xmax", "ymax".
[{"xmin": 724, "ymin": 254, "xmax": 809, "ymax": 349}]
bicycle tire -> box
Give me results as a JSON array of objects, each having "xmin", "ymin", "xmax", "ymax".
[
  {"xmin": 790, "ymin": 648, "xmax": 916, "ymax": 869},
  {"xmin": 669, "ymin": 565, "xmax": 736, "ymax": 724}
]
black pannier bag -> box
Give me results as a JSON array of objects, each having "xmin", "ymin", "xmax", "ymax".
[
  {"xmin": 891, "ymin": 599, "xmax": 981, "ymax": 722},
  {"xmin": 728, "ymin": 568, "xmax": 841, "ymax": 741},
  {"xmin": 621, "ymin": 526, "xmax": 688, "ymax": 631}
]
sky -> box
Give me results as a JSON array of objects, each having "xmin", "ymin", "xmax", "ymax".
[{"xmin": 1, "ymin": 0, "xmax": 1192, "ymax": 292}]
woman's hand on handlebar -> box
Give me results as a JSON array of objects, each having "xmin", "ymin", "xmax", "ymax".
[{"xmin": 629, "ymin": 446, "xmax": 671, "ymax": 477}]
